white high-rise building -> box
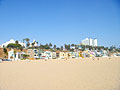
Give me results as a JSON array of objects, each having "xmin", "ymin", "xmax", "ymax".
[
  {"xmin": 89, "ymin": 38, "xmax": 93, "ymax": 46},
  {"xmin": 81, "ymin": 38, "xmax": 98, "ymax": 46},
  {"xmin": 93, "ymin": 38, "xmax": 97, "ymax": 46},
  {"xmin": 81, "ymin": 38, "xmax": 89, "ymax": 45}
]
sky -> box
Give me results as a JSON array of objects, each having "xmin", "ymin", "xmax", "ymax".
[{"xmin": 0, "ymin": 0, "xmax": 120, "ymax": 47}]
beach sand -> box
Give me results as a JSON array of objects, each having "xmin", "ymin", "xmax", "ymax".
[{"xmin": 0, "ymin": 57, "xmax": 120, "ymax": 90}]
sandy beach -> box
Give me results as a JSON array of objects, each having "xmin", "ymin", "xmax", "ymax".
[{"xmin": 0, "ymin": 57, "xmax": 120, "ymax": 90}]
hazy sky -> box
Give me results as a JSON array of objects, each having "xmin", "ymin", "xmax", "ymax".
[{"xmin": 0, "ymin": 0, "xmax": 120, "ymax": 47}]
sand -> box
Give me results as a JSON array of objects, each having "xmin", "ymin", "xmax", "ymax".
[{"xmin": 0, "ymin": 57, "xmax": 120, "ymax": 90}]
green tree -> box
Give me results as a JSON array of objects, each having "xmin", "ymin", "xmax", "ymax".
[
  {"xmin": 15, "ymin": 40, "xmax": 19, "ymax": 44},
  {"xmin": 104, "ymin": 47, "xmax": 108, "ymax": 50},
  {"xmin": 45, "ymin": 43, "xmax": 50, "ymax": 49},
  {"xmin": 68, "ymin": 44, "xmax": 70, "ymax": 50},
  {"xmin": 89, "ymin": 46, "xmax": 92, "ymax": 50},
  {"xmin": 49, "ymin": 43, "xmax": 52, "ymax": 48},
  {"xmin": 75, "ymin": 45, "xmax": 78, "ymax": 49},
  {"xmin": 39, "ymin": 44, "xmax": 44, "ymax": 49},
  {"xmin": 23, "ymin": 54, "xmax": 29, "ymax": 59},
  {"xmin": 31, "ymin": 43, "xmax": 35, "ymax": 47},
  {"xmin": 25, "ymin": 38, "xmax": 30, "ymax": 43},
  {"xmin": 7, "ymin": 43, "xmax": 22, "ymax": 49},
  {"xmin": 71, "ymin": 44, "xmax": 75, "ymax": 47},
  {"xmin": 80, "ymin": 45, "xmax": 85, "ymax": 51},
  {"xmin": 56, "ymin": 47, "xmax": 60, "ymax": 50},
  {"xmin": 60, "ymin": 46, "xmax": 63, "ymax": 51},
  {"xmin": 70, "ymin": 49, "xmax": 74, "ymax": 52},
  {"xmin": 24, "ymin": 38, "xmax": 30, "ymax": 47},
  {"xmin": 53, "ymin": 45, "xmax": 56, "ymax": 50},
  {"xmin": 3, "ymin": 48, "xmax": 7, "ymax": 54},
  {"xmin": 64, "ymin": 44, "xmax": 67, "ymax": 50},
  {"xmin": 19, "ymin": 47, "xmax": 23, "ymax": 51},
  {"xmin": 64, "ymin": 44, "xmax": 70, "ymax": 50}
]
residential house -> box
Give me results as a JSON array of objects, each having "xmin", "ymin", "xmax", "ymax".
[
  {"xmin": 8, "ymin": 49, "xmax": 26, "ymax": 61},
  {"xmin": 59, "ymin": 52, "xmax": 65, "ymax": 59},
  {"xmin": 41, "ymin": 51, "xmax": 52, "ymax": 59},
  {"xmin": 69, "ymin": 52, "xmax": 79, "ymax": 58},
  {"xmin": 52, "ymin": 52, "xmax": 56, "ymax": 59},
  {"xmin": 27, "ymin": 49, "xmax": 39, "ymax": 60},
  {"xmin": 27, "ymin": 49, "xmax": 44, "ymax": 60},
  {"xmin": 56, "ymin": 51, "xmax": 60, "ymax": 58}
]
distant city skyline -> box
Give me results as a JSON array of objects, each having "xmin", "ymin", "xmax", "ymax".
[{"xmin": 0, "ymin": 0, "xmax": 120, "ymax": 47}]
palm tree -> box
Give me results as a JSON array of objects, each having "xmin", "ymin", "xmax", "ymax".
[
  {"xmin": 24, "ymin": 38, "xmax": 30, "ymax": 47},
  {"xmin": 75, "ymin": 45, "xmax": 78, "ymax": 49},
  {"xmin": 64, "ymin": 44, "xmax": 70, "ymax": 50},
  {"xmin": 53, "ymin": 45, "xmax": 56, "ymax": 50},
  {"xmin": 25, "ymin": 38, "xmax": 30, "ymax": 43},
  {"xmin": 71, "ymin": 44, "xmax": 74, "ymax": 47},
  {"xmin": 45, "ymin": 43, "xmax": 50, "ymax": 49},
  {"xmin": 64, "ymin": 44, "xmax": 67, "ymax": 50},
  {"xmin": 49, "ymin": 43, "xmax": 52, "ymax": 48},
  {"xmin": 23, "ymin": 39, "xmax": 25, "ymax": 43},
  {"xmin": 60, "ymin": 46, "xmax": 63, "ymax": 51}
]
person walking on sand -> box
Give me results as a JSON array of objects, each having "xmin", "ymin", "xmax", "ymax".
[
  {"xmin": 65, "ymin": 57, "xmax": 67, "ymax": 60},
  {"xmin": 92, "ymin": 57, "xmax": 95, "ymax": 60},
  {"xmin": 97, "ymin": 57, "xmax": 99, "ymax": 60}
]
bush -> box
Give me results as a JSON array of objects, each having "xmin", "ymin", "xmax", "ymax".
[{"xmin": 7, "ymin": 43, "xmax": 22, "ymax": 49}]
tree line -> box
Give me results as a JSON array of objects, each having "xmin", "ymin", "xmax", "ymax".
[{"xmin": 3, "ymin": 38, "xmax": 120, "ymax": 53}]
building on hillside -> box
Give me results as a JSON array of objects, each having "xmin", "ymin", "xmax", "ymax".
[
  {"xmin": 64, "ymin": 52, "xmax": 70, "ymax": 59},
  {"xmin": 56, "ymin": 51, "xmax": 60, "ymax": 58},
  {"xmin": 27, "ymin": 49, "xmax": 34, "ymax": 59},
  {"xmin": 33, "ymin": 49, "xmax": 39, "ymax": 59},
  {"xmin": 81, "ymin": 38, "xmax": 98, "ymax": 46},
  {"xmin": 1, "ymin": 39, "xmax": 26, "ymax": 48},
  {"xmin": 69, "ymin": 52, "xmax": 79, "ymax": 58},
  {"xmin": 33, "ymin": 40, "xmax": 38, "ymax": 47},
  {"xmin": 27, "ymin": 49, "xmax": 44, "ymax": 60},
  {"xmin": 41, "ymin": 51, "xmax": 53, "ymax": 59},
  {"xmin": 8, "ymin": 50, "xmax": 14, "ymax": 60},
  {"xmin": 52, "ymin": 52, "xmax": 56, "ymax": 59},
  {"xmin": 27, "ymin": 49, "xmax": 38, "ymax": 59},
  {"xmin": 57, "ymin": 51, "xmax": 71, "ymax": 59},
  {"xmin": 8, "ymin": 49, "xmax": 26, "ymax": 61},
  {"xmin": 59, "ymin": 52, "xmax": 65, "ymax": 59}
]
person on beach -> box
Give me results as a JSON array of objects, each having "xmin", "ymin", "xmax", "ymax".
[
  {"xmin": 97, "ymin": 57, "xmax": 99, "ymax": 60},
  {"xmin": 65, "ymin": 57, "xmax": 67, "ymax": 60}
]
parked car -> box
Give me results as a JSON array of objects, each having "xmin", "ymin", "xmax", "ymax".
[{"xmin": 2, "ymin": 59, "xmax": 12, "ymax": 61}]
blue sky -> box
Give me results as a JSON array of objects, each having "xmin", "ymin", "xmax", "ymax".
[{"xmin": 0, "ymin": 0, "xmax": 120, "ymax": 47}]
